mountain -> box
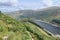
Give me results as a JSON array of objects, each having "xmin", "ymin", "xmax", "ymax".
[
  {"xmin": 6, "ymin": 6, "xmax": 60, "ymax": 25},
  {"xmin": 0, "ymin": 12, "xmax": 58, "ymax": 40}
]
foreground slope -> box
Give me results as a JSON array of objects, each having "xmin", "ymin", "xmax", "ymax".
[{"xmin": 0, "ymin": 13, "xmax": 59, "ymax": 40}]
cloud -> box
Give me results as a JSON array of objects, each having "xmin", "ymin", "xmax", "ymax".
[
  {"xmin": 0, "ymin": 2, "xmax": 13, "ymax": 7},
  {"xmin": 43, "ymin": 0, "xmax": 60, "ymax": 6},
  {"xmin": 42, "ymin": 0, "xmax": 53, "ymax": 7},
  {"xmin": 52, "ymin": 0, "xmax": 60, "ymax": 6},
  {"xmin": 0, "ymin": 0, "xmax": 60, "ymax": 12},
  {"xmin": 0, "ymin": 0, "xmax": 20, "ymax": 12},
  {"xmin": 0, "ymin": 0, "xmax": 19, "ymax": 7}
]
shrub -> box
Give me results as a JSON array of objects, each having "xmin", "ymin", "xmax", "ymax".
[{"xmin": 0, "ymin": 25, "xmax": 3, "ymax": 32}]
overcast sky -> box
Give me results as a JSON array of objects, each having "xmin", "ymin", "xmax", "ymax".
[{"xmin": 0, "ymin": 0, "xmax": 60, "ymax": 12}]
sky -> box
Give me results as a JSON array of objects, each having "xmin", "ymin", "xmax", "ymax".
[{"xmin": 0, "ymin": 0, "xmax": 60, "ymax": 12}]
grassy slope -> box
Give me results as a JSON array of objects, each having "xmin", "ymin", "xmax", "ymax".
[
  {"xmin": 0, "ymin": 13, "xmax": 59, "ymax": 40},
  {"xmin": 0, "ymin": 13, "xmax": 32, "ymax": 40},
  {"xmin": 23, "ymin": 22, "xmax": 57, "ymax": 40}
]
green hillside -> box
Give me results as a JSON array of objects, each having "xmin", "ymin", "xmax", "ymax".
[{"xmin": 0, "ymin": 13, "xmax": 59, "ymax": 40}]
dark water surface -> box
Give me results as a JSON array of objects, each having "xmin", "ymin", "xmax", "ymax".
[{"xmin": 34, "ymin": 20, "xmax": 60, "ymax": 35}]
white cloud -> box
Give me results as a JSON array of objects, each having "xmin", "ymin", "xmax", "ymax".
[
  {"xmin": 42, "ymin": 0, "xmax": 60, "ymax": 7},
  {"xmin": 43, "ymin": 0, "xmax": 53, "ymax": 7},
  {"xmin": 0, "ymin": 0, "xmax": 60, "ymax": 12},
  {"xmin": 10, "ymin": 0, "xmax": 19, "ymax": 6},
  {"xmin": 0, "ymin": 0, "xmax": 19, "ymax": 6},
  {"xmin": 0, "ymin": 0, "xmax": 8, "ymax": 2}
]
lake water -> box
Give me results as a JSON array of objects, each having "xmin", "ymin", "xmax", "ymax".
[{"xmin": 34, "ymin": 20, "xmax": 60, "ymax": 35}]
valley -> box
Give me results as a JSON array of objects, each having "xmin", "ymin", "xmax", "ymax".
[{"xmin": 0, "ymin": 6, "xmax": 60, "ymax": 40}]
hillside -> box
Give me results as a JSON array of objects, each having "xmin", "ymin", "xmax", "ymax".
[
  {"xmin": 6, "ymin": 6, "xmax": 60, "ymax": 25},
  {"xmin": 0, "ymin": 12, "xmax": 59, "ymax": 40}
]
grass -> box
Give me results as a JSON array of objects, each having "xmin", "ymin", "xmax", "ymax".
[
  {"xmin": 22, "ymin": 21, "xmax": 57, "ymax": 40},
  {"xmin": 0, "ymin": 13, "xmax": 32, "ymax": 40},
  {"xmin": 0, "ymin": 13, "xmax": 59, "ymax": 40}
]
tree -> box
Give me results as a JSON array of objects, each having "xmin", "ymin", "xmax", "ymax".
[{"xmin": 0, "ymin": 11, "xmax": 1, "ymax": 13}]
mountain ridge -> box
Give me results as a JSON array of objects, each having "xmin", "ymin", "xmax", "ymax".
[{"xmin": 6, "ymin": 6, "xmax": 60, "ymax": 21}]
